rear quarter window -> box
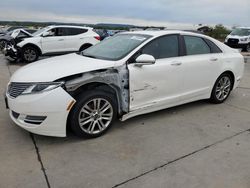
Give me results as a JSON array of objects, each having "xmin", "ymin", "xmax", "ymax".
[{"xmin": 204, "ymin": 38, "xmax": 222, "ymax": 53}]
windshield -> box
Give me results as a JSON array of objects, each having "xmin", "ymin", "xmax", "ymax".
[
  {"xmin": 32, "ymin": 27, "xmax": 50, "ymax": 36},
  {"xmin": 82, "ymin": 34, "xmax": 151, "ymax": 60},
  {"xmin": 230, "ymin": 28, "xmax": 250, "ymax": 36}
]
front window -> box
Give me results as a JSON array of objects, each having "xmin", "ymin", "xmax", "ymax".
[
  {"xmin": 230, "ymin": 28, "xmax": 250, "ymax": 36},
  {"xmin": 32, "ymin": 27, "xmax": 51, "ymax": 36},
  {"xmin": 141, "ymin": 35, "xmax": 179, "ymax": 59},
  {"xmin": 82, "ymin": 34, "xmax": 151, "ymax": 60}
]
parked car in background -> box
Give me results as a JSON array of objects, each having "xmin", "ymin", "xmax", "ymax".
[
  {"xmin": 225, "ymin": 27, "xmax": 250, "ymax": 52},
  {"xmin": 10, "ymin": 25, "xmax": 100, "ymax": 63},
  {"xmin": 0, "ymin": 28, "xmax": 36, "ymax": 51},
  {"xmin": 5, "ymin": 30, "xmax": 244, "ymax": 138},
  {"xmin": 0, "ymin": 26, "xmax": 24, "ymax": 36},
  {"xmin": 94, "ymin": 29, "xmax": 110, "ymax": 40}
]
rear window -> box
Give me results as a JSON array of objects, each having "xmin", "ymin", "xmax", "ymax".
[{"xmin": 57, "ymin": 28, "xmax": 88, "ymax": 36}]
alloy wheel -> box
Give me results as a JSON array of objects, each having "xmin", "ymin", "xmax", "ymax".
[
  {"xmin": 215, "ymin": 76, "xmax": 231, "ymax": 101},
  {"xmin": 24, "ymin": 49, "xmax": 37, "ymax": 62},
  {"xmin": 78, "ymin": 98, "xmax": 113, "ymax": 135}
]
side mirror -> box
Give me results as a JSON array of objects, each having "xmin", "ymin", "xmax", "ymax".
[
  {"xmin": 134, "ymin": 54, "xmax": 155, "ymax": 66},
  {"xmin": 42, "ymin": 31, "xmax": 51, "ymax": 37}
]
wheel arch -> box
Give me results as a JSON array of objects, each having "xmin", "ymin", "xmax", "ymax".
[
  {"xmin": 71, "ymin": 82, "xmax": 120, "ymax": 105},
  {"xmin": 79, "ymin": 43, "xmax": 93, "ymax": 51},
  {"xmin": 220, "ymin": 70, "xmax": 235, "ymax": 90},
  {"xmin": 22, "ymin": 43, "xmax": 42, "ymax": 55},
  {"xmin": 66, "ymin": 81, "xmax": 123, "ymax": 133}
]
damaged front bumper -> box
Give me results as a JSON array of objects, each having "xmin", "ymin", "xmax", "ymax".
[{"xmin": 3, "ymin": 44, "xmax": 20, "ymax": 61}]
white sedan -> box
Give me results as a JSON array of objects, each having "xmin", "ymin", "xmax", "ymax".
[{"xmin": 5, "ymin": 30, "xmax": 244, "ymax": 138}]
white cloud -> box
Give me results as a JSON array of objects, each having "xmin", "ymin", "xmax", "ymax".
[{"xmin": 0, "ymin": 8, "xmax": 200, "ymax": 29}]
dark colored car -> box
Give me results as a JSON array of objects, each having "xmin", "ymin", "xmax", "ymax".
[
  {"xmin": 2, "ymin": 29, "xmax": 37, "ymax": 62},
  {"xmin": 0, "ymin": 28, "xmax": 36, "ymax": 51},
  {"xmin": 0, "ymin": 26, "xmax": 24, "ymax": 36}
]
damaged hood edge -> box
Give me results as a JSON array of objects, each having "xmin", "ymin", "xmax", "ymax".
[{"xmin": 10, "ymin": 53, "xmax": 117, "ymax": 82}]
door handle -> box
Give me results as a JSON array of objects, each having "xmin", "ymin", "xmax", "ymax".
[
  {"xmin": 210, "ymin": 57, "xmax": 218, "ymax": 61},
  {"xmin": 58, "ymin": 39, "xmax": 64, "ymax": 41},
  {"xmin": 171, "ymin": 61, "xmax": 182, "ymax": 66}
]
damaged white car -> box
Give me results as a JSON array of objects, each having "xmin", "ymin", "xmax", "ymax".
[{"xmin": 5, "ymin": 30, "xmax": 244, "ymax": 138}]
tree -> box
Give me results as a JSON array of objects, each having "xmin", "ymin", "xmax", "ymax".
[{"xmin": 207, "ymin": 24, "xmax": 231, "ymax": 40}]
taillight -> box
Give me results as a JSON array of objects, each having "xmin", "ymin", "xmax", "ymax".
[{"xmin": 94, "ymin": 36, "xmax": 101, "ymax": 41}]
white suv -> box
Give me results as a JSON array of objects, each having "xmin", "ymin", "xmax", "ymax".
[
  {"xmin": 17, "ymin": 25, "xmax": 100, "ymax": 62},
  {"xmin": 225, "ymin": 27, "xmax": 250, "ymax": 52}
]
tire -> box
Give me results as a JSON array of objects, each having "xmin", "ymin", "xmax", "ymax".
[
  {"xmin": 69, "ymin": 90, "xmax": 117, "ymax": 138},
  {"xmin": 245, "ymin": 44, "xmax": 250, "ymax": 52},
  {"xmin": 210, "ymin": 73, "xmax": 233, "ymax": 104},
  {"xmin": 79, "ymin": 44, "xmax": 92, "ymax": 52},
  {"xmin": 0, "ymin": 40, "xmax": 7, "ymax": 51},
  {"xmin": 22, "ymin": 46, "xmax": 39, "ymax": 63}
]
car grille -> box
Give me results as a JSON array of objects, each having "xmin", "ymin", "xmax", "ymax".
[
  {"xmin": 228, "ymin": 38, "xmax": 239, "ymax": 45},
  {"xmin": 8, "ymin": 82, "xmax": 31, "ymax": 98}
]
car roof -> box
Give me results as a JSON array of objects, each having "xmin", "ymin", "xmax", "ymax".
[
  {"xmin": 122, "ymin": 30, "xmax": 207, "ymax": 38},
  {"xmin": 48, "ymin": 25, "xmax": 92, "ymax": 30}
]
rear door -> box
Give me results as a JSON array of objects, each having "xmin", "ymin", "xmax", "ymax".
[
  {"xmin": 62, "ymin": 28, "xmax": 88, "ymax": 51},
  {"xmin": 180, "ymin": 35, "xmax": 222, "ymax": 100}
]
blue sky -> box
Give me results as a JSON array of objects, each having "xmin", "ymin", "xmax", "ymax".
[{"xmin": 0, "ymin": 0, "xmax": 249, "ymax": 27}]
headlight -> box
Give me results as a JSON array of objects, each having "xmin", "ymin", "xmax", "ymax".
[
  {"xmin": 240, "ymin": 37, "xmax": 248, "ymax": 42},
  {"xmin": 22, "ymin": 82, "xmax": 64, "ymax": 95}
]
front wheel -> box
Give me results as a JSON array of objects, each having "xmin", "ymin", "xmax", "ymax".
[
  {"xmin": 22, "ymin": 46, "xmax": 39, "ymax": 63},
  {"xmin": 245, "ymin": 44, "xmax": 250, "ymax": 52},
  {"xmin": 69, "ymin": 90, "xmax": 117, "ymax": 138},
  {"xmin": 210, "ymin": 73, "xmax": 233, "ymax": 104}
]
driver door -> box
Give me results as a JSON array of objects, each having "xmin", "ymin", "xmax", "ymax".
[{"xmin": 128, "ymin": 34, "xmax": 184, "ymax": 111}]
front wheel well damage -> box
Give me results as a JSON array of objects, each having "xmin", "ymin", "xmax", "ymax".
[
  {"xmin": 66, "ymin": 82, "xmax": 119, "ymax": 134},
  {"xmin": 62, "ymin": 66, "xmax": 129, "ymax": 134}
]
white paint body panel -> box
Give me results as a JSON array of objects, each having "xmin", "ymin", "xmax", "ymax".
[
  {"xmin": 7, "ymin": 30, "xmax": 245, "ymax": 136},
  {"xmin": 17, "ymin": 25, "xmax": 100, "ymax": 54},
  {"xmin": 7, "ymin": 87, "xmax": 75, "ymax": 137}
]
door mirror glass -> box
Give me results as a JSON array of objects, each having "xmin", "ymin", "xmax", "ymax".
[{"xmin": 135, "ymin": 54, "xmax": 155, "ymax": 66}]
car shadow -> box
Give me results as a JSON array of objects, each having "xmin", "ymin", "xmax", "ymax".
[{"xmin": 33, "ymin": 99, "xmax": 212, "ymax": 144}]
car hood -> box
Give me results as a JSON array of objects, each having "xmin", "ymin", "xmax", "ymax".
[
  {"xmin": 10, "ymin": 53, "xmax": 116, "ymax": 82},
  {"xmin": 227, "ymin": 35, "xmax": 248, "ymax": 39},
  {"xmin": 0, "ymin": 34, "xmax": 12, "ymax": 41}
]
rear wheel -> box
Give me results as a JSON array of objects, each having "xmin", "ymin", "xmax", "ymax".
[
  {"xmin": 69, "ymin": 90, "xmax": 117, "ymax": 138},
  {"xmin": 210, "ymin": 73, "xmax": 233, "ymax": 103},
  {"xmin": 246, "ymin": 44, "xmax": 250, "ymax": 52},
  {"xmin": 22, "ymin": 46, "xmax": 39, "ymax": 63}
]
